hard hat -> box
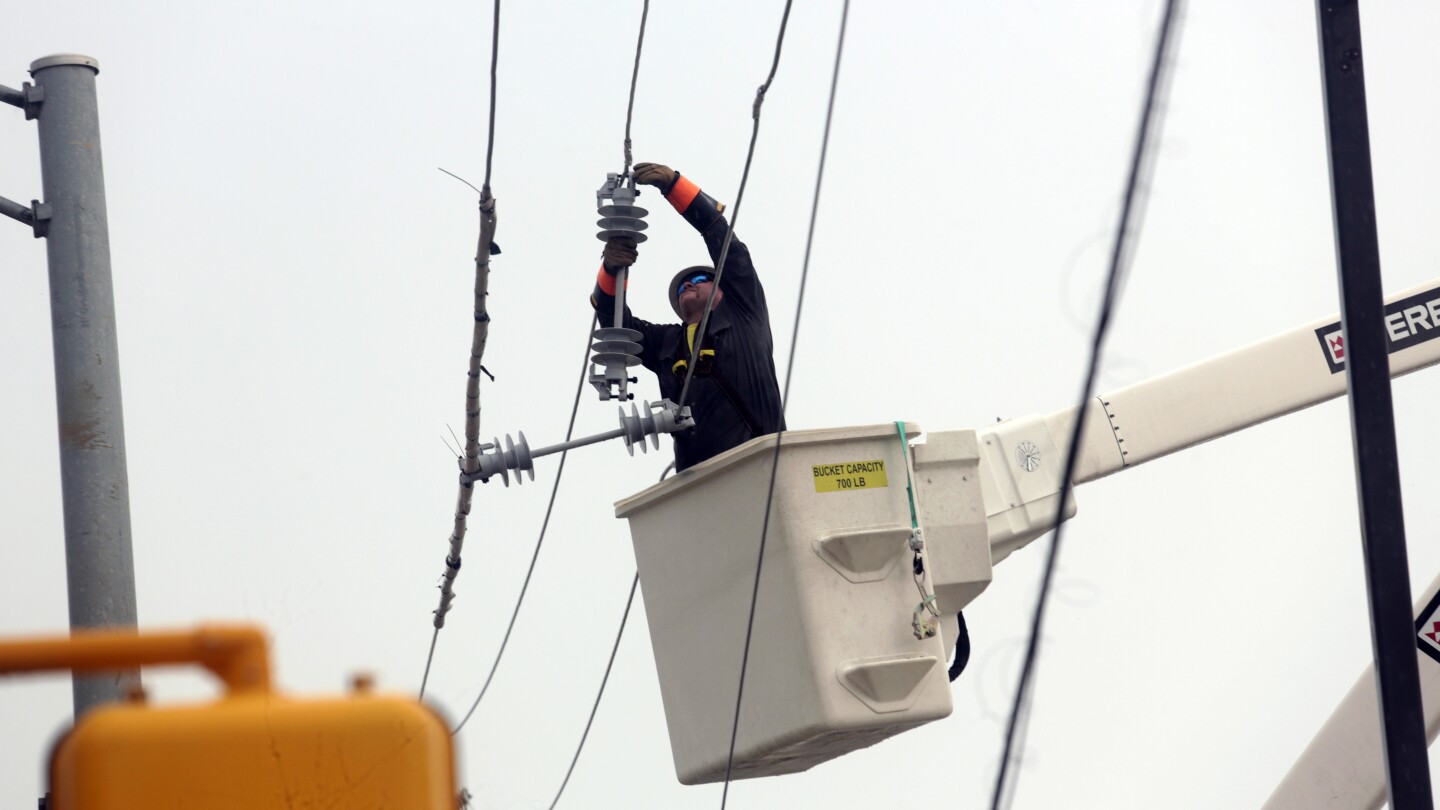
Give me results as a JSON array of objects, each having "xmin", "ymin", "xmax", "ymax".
[{"xmin": 668, "ymin": 265, "xmax": 716, "ymax": 317}]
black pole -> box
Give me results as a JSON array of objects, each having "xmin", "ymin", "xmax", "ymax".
[{"xmin": 1313, "ymin": 3, "xmax": 1433, "ymax": 808}]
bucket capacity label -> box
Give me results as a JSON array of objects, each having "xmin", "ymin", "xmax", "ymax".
[
  {"xmin": 812, "ymin": 459, "xmax": 889, "ymax": 493},
  {"xmin": 1315, "ymin": 284, "xmax": 1440, "ymax": 374}
]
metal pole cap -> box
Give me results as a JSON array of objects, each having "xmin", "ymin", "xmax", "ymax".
[{"xmin": 30, "ymin": 54, "xmax": 100, "ymax": 75}]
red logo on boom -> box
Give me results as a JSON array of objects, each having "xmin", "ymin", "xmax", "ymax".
[
  {"xmin": 1426, "ymin": 621, "xmax": 1440, "ymax": 645},
  {"xmin": 1329, "ymin": 336, "xmax": 1345, "ymax": 360}
]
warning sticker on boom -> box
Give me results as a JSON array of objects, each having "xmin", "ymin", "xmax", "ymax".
[{"xmin": 812, "ymin": 460, "xmax": 889, "ymax": 493}]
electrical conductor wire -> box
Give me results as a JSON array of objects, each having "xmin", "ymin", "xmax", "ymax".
[
  {"xmin": 677, "ymin": 0, "xmax": 795, "ymax": 410},
  {"xmin": 547, "ymin": 571, "xmax": 641, "ymax": 810},
  {"xmin": 719, "ymin": 1, "xmax": 849, "ymax": 805},
  {"xmin": 419, "ymin": 625, "xmax": 441, "ymax": 699},
  {"xmin": 547, "ymin": 457, "xmax": 672, "ymax": 808},
  {"xmin": 989, "ymin": 2, "xmax": 1183, "ymax": 808},
  {"xmin": 451, "ymin": 313, "xmax": 599, "ymax": 735},
  {"xmin": 622, "ymin": 0, "xmax": 650, "ymax": 175},
  {"xmin": 482, "ymin": 0, "xmax": 500, "ymax": 193},
  {"xmin": 455, "ymin": 0, "xmax": 653, "ymax": 737},
  {"xmin": 418, "ymin": 0, "xmax": 504, "ymax": 699}
]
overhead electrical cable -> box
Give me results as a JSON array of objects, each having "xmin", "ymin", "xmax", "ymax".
[
  {"xmin": 547, "ymin": 458, "xmax": 671, "ymax": 809},
  {"xmin": 418, "ymin": 625, "xmax": 441, "ymax": 700},
  {"xmin": 988, "ymin": 2, "xmax": 1184, "ymax": 808},
  {"xmin": 719, "ymin": 1, "xmax": 849, "ymax": 806},
  {"xmin": 546, "ymin": 571, "xmax": 641, "ymax": 810},
  {"xmin": 453, "ymin": 0, "xmax": 651, "ymax": 746},
  {"xmin": 419, "ymin": 0, "xmax": 503, "ymax": 701},
  {"xmin": 676, "ymin": 0, "xmax": 795, "ymax": 410},
  {"xmin": 526, "ymin": 1, "xmax": 661, "ymax": 792},
  {"xmin": 481, "ymin": 0, "xmax": 500, "ymax": 193},
  {"xmin": 622, "ymin": 0, "xmax": 650, "ymax": 176},
  {"xmin": 451, "ymin": 314, "xmax": 600, "ymax": 735}
]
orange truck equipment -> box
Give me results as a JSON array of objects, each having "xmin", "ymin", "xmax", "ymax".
[{"xmin": 0, "ymin": 624, "xmax": 457, "ymax": 809}]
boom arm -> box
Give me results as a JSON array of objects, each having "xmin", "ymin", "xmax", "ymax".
[
  {"xmin": 1261, "ymin": 569, "xmax": 1440, "ymax": 810},
  {"xmin": 974, "ymin": 278, "xmax": 1440, "ymax": 562}
]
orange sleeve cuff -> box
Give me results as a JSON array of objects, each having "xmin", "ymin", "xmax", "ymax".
[
  {"xmin": 596, "ymin": 263, "xmax": 628, "ymax": 296},
  {"xmin": 666, "ymin": 175, "xmax": 701, "ymax": 214}
]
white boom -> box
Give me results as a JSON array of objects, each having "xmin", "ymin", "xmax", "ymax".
[
  {"xmin": 975, "ymin": 277, "xmax": 1440, "ymax": 563},
  {"xmin": 1261, "ymin": 570, "xmax": 1440, "ymax": 810},
  {"xmin": 971, "ymin": 276, "xmax": 1440, "ymax": 809}
]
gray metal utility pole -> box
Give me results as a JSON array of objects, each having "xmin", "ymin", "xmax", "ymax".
[{"xmin": 1, "ymin": 54, "xmax": 139, "ymax": 716}]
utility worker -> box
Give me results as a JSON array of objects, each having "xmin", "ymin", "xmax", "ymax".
[{"xmin": 591, "ymin": 162, "xmax": 784, "ymax": 472}]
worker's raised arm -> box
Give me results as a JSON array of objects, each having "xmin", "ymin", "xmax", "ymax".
[
  {"xmin": 634, "ymin": 163, "xmax": 769, "ymax": 322},
  {"xmin": 590, "ymin": 236, "xmax": 667, "ymax": 373}
]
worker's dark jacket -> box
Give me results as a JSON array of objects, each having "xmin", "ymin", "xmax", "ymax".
[{"xmin": 591, "ymin": 176, "xmax": 784, "ymax": 472}]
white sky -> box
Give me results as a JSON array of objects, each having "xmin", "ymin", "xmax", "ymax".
[{"xmin": 4, "ymin": 1, "xmax": 1440, "ymax": 807}]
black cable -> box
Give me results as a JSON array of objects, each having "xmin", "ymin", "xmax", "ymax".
[
  {"xmin": 418, "ymin": 164, "xmax": 493, "ymax": 703},
  {"xmin": 481, "ymin": 0, "xmax": 501, "ymax": 194},
  {"xmin": 548, "ymin": 459, "xmax": 671, "ymax": 808},
  {"xmin": 451, "ymin": 313, "xmax": 599, "ymax": 736},
  {"xmin": 947, "ymin": 611, "xmax": 971, "ymax": 682},
  {"xmin": 718, "ymin": 1, "xmax": 849, "ymax": 805},
  {"xmin": 547, "ymin": 571, "xmax": 638, "ymax": 809},
  {"xmin": 677, "ymin": 0, "xmax": 795, "ymax": 409},
  {"xmin": 418, "ymin": 625, "xmax": 440, "ymax": 699},
  {"xmin": 460, "ymin": 0, "xmax": 654, "ymax": 770},
  {"xmin": 622, "ymin": 0, "xmax": 650, "ymax": 176},
  {"xmin": 988, "ymin": 3, "xmax": 1183, "ymax": 808},
  {"xmin": 419, "ymin": 0, "xmax": 503, "ymax": 694}
]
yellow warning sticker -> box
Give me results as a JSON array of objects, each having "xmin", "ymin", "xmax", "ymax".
[{"xmin": 812, "ymin": 459, "xmax": 889, "ymax": 493}]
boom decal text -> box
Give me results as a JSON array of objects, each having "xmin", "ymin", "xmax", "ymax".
[{"xmin": 1315, "ymin": 285, "xmax": 1440, "ymax": 374}]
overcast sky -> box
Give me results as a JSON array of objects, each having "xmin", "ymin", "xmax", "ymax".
[{"xmin": 4, "ymin": 1, "xmax": 1440, "ymax": 808}]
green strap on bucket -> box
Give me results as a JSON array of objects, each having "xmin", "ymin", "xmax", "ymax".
[
  {"xmin": 895, "ymin": 421, "xmax": 919, "ymax": 531},
  {"xmin": 897, "ymin": 421, "xmax": 941, "ymax": 636}
]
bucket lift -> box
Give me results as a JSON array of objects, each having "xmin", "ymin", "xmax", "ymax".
[{"xmin": 615, "ymin": 277, "xmax": 1440, "ymax": 784}]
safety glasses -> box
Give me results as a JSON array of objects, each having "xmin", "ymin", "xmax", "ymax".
[{"xmin": 676, "ymin": 273, "xmax": 714, "ymax": 296}]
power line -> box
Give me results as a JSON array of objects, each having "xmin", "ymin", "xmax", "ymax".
[
  {"xmin": 988, "ymin": 2, "xmax": 1184, "ymax": 808},
  {"xmin": 531, "ymin": 2, "xmax": 660, "ymax": 792},
  {"xmin": 452, "ymin": 0, "xmax": 651, "ymax": 743},
  {"xmin": 622, "ymin": 0, "xmax": 650, "ymax": 176},
  {"xmin": 676, "ymin": 0, "xmax": 795, "ymax": 409},
  {"xmin": 482, "ymin": 0, "xmax": 500, "ymax": 193},
  {"xmin": 451, "ymin": 313, "xmax": 598, "ymax": 735},
  {"xmin": 547, "ymin": 571, "xmax": 640, "ymax": 810},
  {"xmin": 719, "ymin": 0, "xmax": 849, "ymax": 805},
  {"xmin": 546, "ymin": 457, "xmax": 670, "ymax": 808},
  {"xmin": 419, "ymin": 0, "xmax": 504, "ymax": 700},
  {"xmin": 418, "ymin": 625, "xmax": 441, "ymax": 699},
  {"xmin": 536, "ymin": 7, "xmax": 797, "ymax": 788}
]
